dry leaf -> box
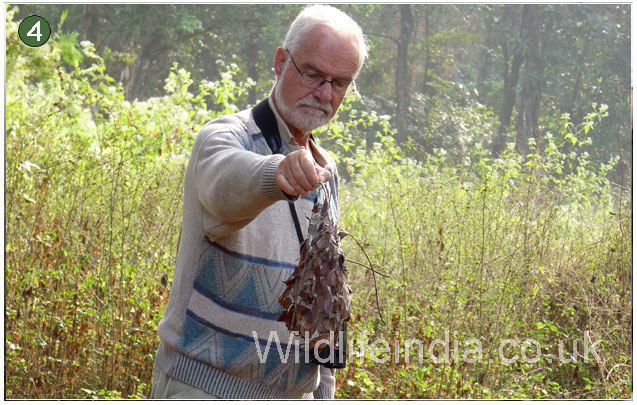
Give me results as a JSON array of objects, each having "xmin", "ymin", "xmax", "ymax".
[{"xmin": 278, "ymin": 184, "xmax": 351, "ymax": 349}]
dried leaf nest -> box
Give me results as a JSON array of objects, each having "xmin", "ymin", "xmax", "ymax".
[{"xmin": 278, "ymin": 183, "xmax": 351, "ymax": 349}]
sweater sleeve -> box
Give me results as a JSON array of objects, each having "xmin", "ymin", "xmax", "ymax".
[
  {"xmin": 312, "ymin": 367, "xmax": 336, "ymax": 399},
  {"xmin": 193, "ymin": 121, "xmax": 287, "ymax": 224}
]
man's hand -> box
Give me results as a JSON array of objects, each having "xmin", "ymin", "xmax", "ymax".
[{"xmin": 275, "ymin": 149, "xmax": 331, "ymax": 197}]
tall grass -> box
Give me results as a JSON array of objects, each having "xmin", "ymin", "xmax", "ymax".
[{"xmin": 5, "ymin": 7, "xmax": 631, "ymax": 399}]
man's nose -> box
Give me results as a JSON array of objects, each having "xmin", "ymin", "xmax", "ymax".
[{"xmin": 313, "ymin": 81, "xmax": 333, "ymax": 104}]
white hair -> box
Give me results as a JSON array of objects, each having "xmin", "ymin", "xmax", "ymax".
[{"xmin": 283, "ymin": 5, "xmax": 368, "ymax": 76}]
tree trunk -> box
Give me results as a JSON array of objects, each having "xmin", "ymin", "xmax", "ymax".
[
  {"xmin": 422, "ymin": 9, "xmax": 432, "ymax": 95},
  {"xmin": 496, "ymin": 7, "xmax": 523, "ymax": 147},
  {"xmin": 395, "ymin": 4, "xmax": 414, "ymax": 144},
  {"xmin": 245, "ymin": 28, "xmax": 260, "ymax": 106},
  {"xmin": 478, "ymin": 10, "xmax": 493, "ymax": 89},
  {"xmin": 81, "ymin": 5, "xmax": 101, "ymax": 49},
  {"xmin": 127, "ymin": 37, "xmax": 157, "ymax": 100},
  {"xmin": 515, "ymin": 5, "xmax": 542, "ymax": 156},
  {"xmin": 127, "ymin": 58, "xmax": 151, "ymax": 101},
  {"xmin": 500, "ymin": 48, "xmax": 523, "ymax": 131}
]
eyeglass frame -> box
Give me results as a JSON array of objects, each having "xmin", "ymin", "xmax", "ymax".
[{"xmin": 285, "ymin": 48, "xmax": 356, "ymax": 96}]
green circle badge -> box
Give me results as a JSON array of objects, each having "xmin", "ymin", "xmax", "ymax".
[{"xmin": 18, "ymin": 15, "xmax": 51, "ymax": 47}]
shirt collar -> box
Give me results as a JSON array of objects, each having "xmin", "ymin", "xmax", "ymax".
[{"xmin": 267, "ymin": 94, "xmax": 305, "ymax": 151}]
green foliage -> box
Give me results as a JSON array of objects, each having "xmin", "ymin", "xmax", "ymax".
[
  {"xmin": 335, "ymin": 114, "xmax": 630, "ymax": 398},
  {"xmin": 4, "ymin": 8, "xmax": 250, "ymax": 398},
  {"xmin": 5, "ymin": 7, "xmax": 631, "ymax": 400},
  {"xmin": 56, "ymin": 32, "xmax": 84, "ymax": 68},
  {"xmin": 13, "ymin": 3, "xmax": 631, "ymax": 175}
]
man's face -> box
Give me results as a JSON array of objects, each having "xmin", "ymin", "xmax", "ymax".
[{"xmin": 273, "ymin": 27, "xmax": 359, "ymax": 138}]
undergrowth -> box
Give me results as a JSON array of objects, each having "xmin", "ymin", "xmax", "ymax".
[{"xmin": 335, "ymin": 132, "xmax": 631, "ymax": 399}]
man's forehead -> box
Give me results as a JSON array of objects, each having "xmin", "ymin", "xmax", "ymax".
[
  {"xmin": 295, "ymin": 26, "xmax": 359, "ymax": 77},
  {"xmin": 301, "ymin": 25, "xmax": 357, "ymax": 51}
]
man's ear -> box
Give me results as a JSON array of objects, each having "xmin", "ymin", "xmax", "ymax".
[{"xmin": 274, "ymin": 47, "xmax": 286, "ymax": 79}]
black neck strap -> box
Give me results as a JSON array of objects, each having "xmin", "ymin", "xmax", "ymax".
[
  {"xmin": 252, "ymin": 98, "xmax": 304, "ymax": 244},
  {"xmin": 253, "ymin": 99, "xmax": 283, "ymax": 154}
]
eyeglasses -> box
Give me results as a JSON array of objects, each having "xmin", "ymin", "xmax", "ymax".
[{"xmin": 285, "ymin": 49, "xmax": 355, "ymax": 96}]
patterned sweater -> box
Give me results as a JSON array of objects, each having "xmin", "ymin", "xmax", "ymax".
[{"xmin": 155, "ymin": 96, "xmax": 339, "ymax": 399}]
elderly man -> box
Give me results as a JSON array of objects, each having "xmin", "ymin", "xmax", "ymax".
[{"xmin": 151, "ymin": 5, "xmax": 367, "ymax": 399}]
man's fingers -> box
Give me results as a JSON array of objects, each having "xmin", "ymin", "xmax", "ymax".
[
  {"xmin": 274, "ymin": 161, "xmax": 307, "ymax": 196},
  {"xmin": 276, "ymin": 174, "xmax": 298, "ymax": 196},
  {"xmin": 317, "ymin": 168, "xmax": 331, "ymax": 183},
  {"xmin": 275, "ymin": 149, "xmax": 329, "ymax": 197},
  {"xmin": 277, "ymin": 164, "xmax": 307, "ymax": 196},
  {"xmin": 298, "ymin": 151, "xmax": 320, "ymax": 188},
  {"xmin": 290, "ymin": 153, "xmax": 315, "ymax": 192}
]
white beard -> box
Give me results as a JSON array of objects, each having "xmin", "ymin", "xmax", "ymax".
[{"xmin": 274, "ymin": 74, "xmax": 333, "ymax": 134}]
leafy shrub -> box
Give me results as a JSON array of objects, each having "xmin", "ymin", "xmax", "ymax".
[
  {"xmin": 335, "ymin": 118, "xmax": 630, "ymax": 398},
  {"xmin": 5, "ymin": 7, "xmax": 251, "ymax": 398}
]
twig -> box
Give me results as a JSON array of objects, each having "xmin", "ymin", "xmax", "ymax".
[
  {"xmin": 365, "ymin": 31, "xmax": 399, "ymax": 46},
  {"xmin": 610, "ymin": 181, "xmax": 630, "ymax": 191},
  {"xmin": 345, "ymin": 231, "xmax": 386, "ymax": 325},
  {"xmin": 346, "ymin": 259, "xmax": 389, "ymax": 277},
  {"xmin": 604, "ymin": 363, "xmax": 630, "ymax": 382}
]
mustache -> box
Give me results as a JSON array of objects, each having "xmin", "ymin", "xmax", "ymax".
[{"xmin": 296, "ymin": 97, "xmax": 332, "ymax": 115}]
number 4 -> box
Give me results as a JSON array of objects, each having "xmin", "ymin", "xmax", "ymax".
[{"xmin": 27, "ymin": 20, "xmax": 41, "ymax": 42}]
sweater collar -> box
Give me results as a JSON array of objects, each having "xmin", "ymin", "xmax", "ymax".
[{"xmin": 267, "ymin": 94, "xmax": 306, "ymax": 152}]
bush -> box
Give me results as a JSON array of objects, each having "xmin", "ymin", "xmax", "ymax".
[
  {"xmin": 5, "ymin": 7, "xmax": 250, "ymax": 398},
  {"xmin": 335, "ymin": 126, "xmax": 631, "ymax": 398}
]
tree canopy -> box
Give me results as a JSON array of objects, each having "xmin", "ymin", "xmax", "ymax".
[{"xmin": 14, "ymin": 4, "xmax": 631, "ymax": 178}]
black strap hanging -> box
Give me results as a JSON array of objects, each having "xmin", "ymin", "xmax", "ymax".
[
  {"xmin": 252, "ymin": 99, "xmax": 304, "ymax": 244},
  {"xmin": 253, "ymin": 99, "xmax": 282, "ymax": 156},
  {"xmin": 288, "ymin": 202, "xmax": 304, "ymax": 245}
]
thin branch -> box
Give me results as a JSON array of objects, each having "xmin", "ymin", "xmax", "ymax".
[
  {"xmin": 605, "ymin": 363, "xmax": 630, "ymax": 382},
  {"xmin": 345, "ymin": 231, "xmax": 386, "ymax": 325},
  {"xmin": 346, "ymin": 259, "xmax": 389, "ymax": 277},
  {"xmin": 610, "ymin": 181, "xmax": 630, "ymax": 191},
  {"xmin": 365, "ymin": 32, "xmax": 399, "ymax": 46}
]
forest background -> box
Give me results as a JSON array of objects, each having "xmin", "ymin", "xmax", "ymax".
[{"xmin": 5, "ymin": 3, "xmax": 632, "ymax": 399}]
